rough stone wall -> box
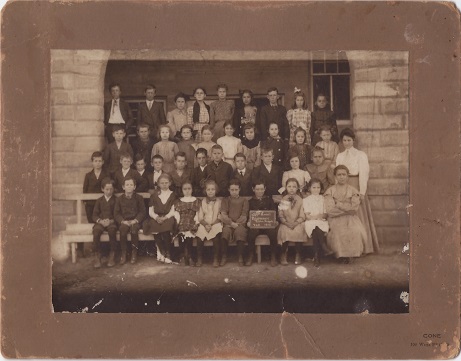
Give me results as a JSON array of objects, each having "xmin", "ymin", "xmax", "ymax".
[
  {"xmin": 348, "ymin": 51, "xmax": 409, "ymax": 245},
  {"xmin": 51, "ymin": 50, "xmax": 110, "ymax": 231}
]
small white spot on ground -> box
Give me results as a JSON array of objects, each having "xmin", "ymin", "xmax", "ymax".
[{"xmin": 295, "ymin": 266, "xmax": 308, "ymax": 279}]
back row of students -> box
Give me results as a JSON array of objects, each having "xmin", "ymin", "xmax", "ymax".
[{"xmin": 104, "ymin": 83, "xmax": 339, "ymax": 147}]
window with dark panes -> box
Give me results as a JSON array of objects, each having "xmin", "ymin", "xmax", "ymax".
[{"xmin": 311, "ymin": 53, "xmax": 351, "ymax": 124}]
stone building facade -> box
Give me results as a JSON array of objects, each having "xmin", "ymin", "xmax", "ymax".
[{"xmin": 51, "ymin": 50, "xmax": 408, "ymax": 246}]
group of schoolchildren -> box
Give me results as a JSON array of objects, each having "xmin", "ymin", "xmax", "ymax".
[{"xmin": 83, "ymin": 82, "xmax": 378, "ymax": 269}]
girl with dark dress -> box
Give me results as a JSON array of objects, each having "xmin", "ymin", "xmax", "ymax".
[{"xmin": 233, "ymin": 89, "xmax": 259, "ymax": 141}]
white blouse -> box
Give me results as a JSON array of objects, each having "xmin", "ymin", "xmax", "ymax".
[
  {"xmin": 280, "ymin": 169, "xmax": 312, "ymax": 193},
  {"xmin": 335, "ymin": 147, "xmax": 370, "ymax": 195},
  {"xmin": 302, "ymin": 194, "xmax": 326, "ymax": 216},
  {"xmin": 217, "ymin": 136, "xmax": 242, "ymax": 160}
]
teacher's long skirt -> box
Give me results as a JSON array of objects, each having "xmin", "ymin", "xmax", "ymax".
[{"xmin": 348, "ymin": 176, "xmax": 379, "ymax": 253}]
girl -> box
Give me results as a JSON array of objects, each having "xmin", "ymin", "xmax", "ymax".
[
  {"xmin": 277, "ymin": 178, "xmax": 307, "ymax": 265},
  {"xmin": 288, "ymin": 127, "xmax": 312, "ymax": 170},
  {"xmin": 241, "ymin": 124, "xmax": 261, "ymax": 170},
  {"xmin": 143, "ymin": 173, "xmax": 177, "ymax": 263},
  {"xmin": 261, "ymin": 122, "xmax": 288, "ymax": 169},
  {"xmin": 210, "ymin": 83, "xmax": 235, "ymax": 142},
  {"xmin": 196, "ymin": 125, "xmax": 216, "ymax": 161},
  {"xmin": 217, "ymin": 121, "xmax": 243, "ymax": 170},
  {"xmin": 233, "ymin": 89, "xmax": 258, "ymax": 141},
  {"xmin": 167, "ymin": 92, "xmax": 190, "ymax": 141},
  {"xmin": 324, "ymin": 165, "xmax": 368, "ymax": 263},
  {"xmin": 310, "ymin": 93, "xmax": 339, "ymax": 145},
  {"xmin": 177, "ymin": 125, "xmax": 197, "ymax": 169},
  {"xmin": 286, "ymin": 89, "xmax": 312, "ymax": 146},
  {"xmin": 186, "ymin": 87, "xmax": 210, "ymax": 143},
  {"xmin": 335, "ymin": 128, "xmax": 379, "ymax": 254},
  {"xmin": 281, "ymin": 153, "xmax": 311, "ymax": 195},
  {"xmin": 151, "ymin": 125, "xmax": 179, "ymax": 174},
  {"xmin": 196, "ymin": 180, "xmax": 223, "ymax": 267},
  {"xmin": 303, "ymin": 178, "xmax": 329, "ymax": 267},
  {"xmin": 174, "ymin": 181, "xmax": 201, "ymax": 266},
  {"xmin": 315, "ymin": 125, "xmax": 339, "ymax": 166}
]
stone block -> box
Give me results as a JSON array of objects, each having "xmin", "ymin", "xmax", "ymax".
[
  {"xmin": 52, "ymin": 137, "xmax": 76, "ymax": 152},
  {"xmin": 74, "ymin": 50, "xmax": 110, "ymax": 62},
  {"xmin": 74, "ymin": 137, "xmax": 105, "ymax": 152},
  {"xmin": 368, "ymin": 179, "xmax": 409, "ymax": 196},
  {"xmin": 50, "ymin": 60, "xmax": 105, "ymax": 76},
  {"xmin": 51, "ymin": 105, "xmax": 75, "ymax": 121},
  {"xmin": 354, "ymin": 66, "xmax": 408, "ymax": 82},
  {"xmin": 348, "ymin": 51, "xmax": 408, "ymax": 68},
  {"xmin": 51, "ymin": 73, "xmax": 75, "ymax": 90},
  {"xmin": 52, "ymin": 184, "xmax": 82, "ymax": 200},
  {"xmin": 368, "ymin": 164, "xmax": 381, "ymax": 179},
  {"xmin": 51, "ymin": 90, "xmax": 72, "ymax": 105},
  {"xmin": 355, "ymin": 130, "xmax": 380, "ymax": 148},
  {"xmin": 353, "ymin": 98, "xmax": 408, "ymax": 115},
  {"xmin": 52, "ymin": 200, "xmax": 75, "ymax": 215},
  {"xmin": 354, "ymin": 114, "xmax": 407, "ymax": 131},
  {"xmin": 379, "ymin": 130, "xmax": 409, "ymax": 146},
  {"xmin": 380, "ymin": 226, "xmax": 410, "ymax": 244},
  {"xmin": 75, "ymin": 105, "xmax": 103, "ymax": 121},
  {"xmin": 74, "ymin": 74, "xmax": 103, "ymax": 90},
  {"xmin": 52, "ymin": 167, "xmax": 88, "ymax": 185},
  {"xmin": 52, "ymin": 152, "xmax": 93, "ymax": 168},
  {"xmin": 383, "ymin": 195, "xmax": 410, "ymax": 210},
  {"xmin": 74, "ymin": 90, "xmax": 103, "ymax": 105},
  {"xmin": 52, "ymin": 121, "xmax": 104, "ymax": 137},
  {"xmin": 353, "ymin": 82, "xmax": 408, "ymax": 98},
  {"xmin": 379, "ymin": 98, "xmax": 408, "ymax": 114},
  {"xmin": 372, "ymin": 210, "xmax": 409, "ymax": 227},
  {"xmin": 380, "ymin": 163, "xmax": 409, "ymax": 179},
  {"xmin": 368, "ymin": 195, "xmax": 384, "ymax": 210},
  {"xmin": 367, "ymin": 146, "xmax": 408, "ymax": 163}
]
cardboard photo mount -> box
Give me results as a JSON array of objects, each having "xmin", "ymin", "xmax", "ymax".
[{"xmin": 1, "ymin": 1, "xmax": 460, "ymax": 359}]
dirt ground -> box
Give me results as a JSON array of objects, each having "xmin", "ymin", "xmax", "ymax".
[{"xmin": 52, "ymin": 243, "xmax": 409, "ymax": 314}]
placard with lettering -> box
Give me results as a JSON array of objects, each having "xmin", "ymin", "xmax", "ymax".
[{"xmin": 249, "ymin": 210, "xmax": 277, "ymax": 229}]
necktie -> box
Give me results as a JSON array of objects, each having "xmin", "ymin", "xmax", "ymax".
[
  {"xmin": 240, "ymin": 171, "xmax": 244, "ymax": 177},
  {"xmin": 112, "ymin": 99, "xmax": 118, "ymax": 114}
]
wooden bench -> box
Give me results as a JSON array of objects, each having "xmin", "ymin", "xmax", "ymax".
[{"xmin": 56, "ymin": 193, "xmax": 314, "ymax": 265}]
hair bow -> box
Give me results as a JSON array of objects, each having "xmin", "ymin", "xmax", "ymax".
[{"xmin": 294, "ymin": 87, "xmax": 301, "ymax": 93}]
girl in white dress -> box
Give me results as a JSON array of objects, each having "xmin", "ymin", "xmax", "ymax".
[
  {"xmin": 335, "ymin": 128, "xmax": 379, "ymax": 253},
  {"xmin": 217, "ymin": 121, "xmax": 243, "ymax": 170},
  {"xmin": 280, "ymin": 153, "xmax": 311, "ymax": 195},
  {"xmin": 303, "ymin": 178, "xmax": 329, "ymax": 267}
]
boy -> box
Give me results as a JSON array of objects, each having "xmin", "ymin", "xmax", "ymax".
[
  {"xmin": 246, "ymin": 180, "xmax": 279, "ymax": 267},
  {"xmin": 191, "ymin": 148, "xmax": 209, "ymax": 197},
  {"xmin": 103, "ymin": 125, "xmax": 134, "ymax": 177},
  {"xmin": 310, "ymin": 93, "xmax": 339, "ymax": 145},
  {"xmin": 134, "ymin": 154, "xmax": 152, "ymax": 193},
  {"xmin": 315, "ymin": 125, "xmax": 339, "ymax": 166},
  {"xmin": 92, "ymin": 178, "xmax": 117, "ymax": 268},
  {"xmin": 210, "ymin": 83, "xmax": 235, "ymax": 141},
  {"xmin": 251, "ymin": 148, "xmax": 283, "ymax": 196},
  {"xmin": 233, "ymin": 153, "xmax": 252, "ymax": 196},
  {"xmin": 148, "ymin": 154, "xmax": 165, "ymax": 191},
  {"xmin": 259, "ymin": 87, "xmax": 289, "ymax": 141},
  {"xmin": 220, "ymin": 179, "xmax": 249, "ymax": 266},
  {"xmin": 82, "ymin": 151, "xmax": 110, "ymax": 257},
  {"xmin": 114, "ymin": 178, "xmax": 146, "ymax": 265},
  {"xmin": 137, "ymin": 84, "xmax": 166, "ymax": 140},
  {"xmin": 169, "ymin": 152, "xmax": 191, "ymax": 197},
  {"xmin": 305, "ymin": 146, "xmax": 335, "ymax": 192},
  {"xmin": 113, "ymin": 153, "xmax": 148, "ymax": 193},
  {"xmin": 131, "ymin": 123, "xmax": 155, "ymax": 172},
  {"xmin": 203, "ymin": 144, "xmax": 233, "ymax": 197},
  {"xmin": 261, "ymin": 122, "xmax": 288, "ymax": 168},
  {"xmin": 103, "ymin": 83, "xmax": 133, "ymax": 142}
]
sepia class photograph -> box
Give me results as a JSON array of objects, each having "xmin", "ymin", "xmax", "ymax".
[{"xmin": 51, "ymin": 50, "xmax": 410, "ymax": 313}]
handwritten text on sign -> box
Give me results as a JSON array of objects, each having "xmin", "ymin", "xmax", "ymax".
[{"xmin": 249, "ymin": 210, "xmax": 277, "ymax": 228}]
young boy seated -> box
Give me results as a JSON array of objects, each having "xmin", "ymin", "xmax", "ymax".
[
  {"xmin": 131, "ymin": 123, "xmax": 155, "ymax": 172},
  {"xmin": 191, "ymin": 148, "xmax": 209, "ymax": 197},
  {"xmin": 82, "ymin": 151, "xmax": 110, "ymax": 257},
  {"xmin": 148, "ymin": 154, "xmax": 165, "ymax": 191},
  {"xmin": 251, "ymin": 148, "xmax": 283, "ymax": 196},
  {"xmin": 305, "ymin": 146, "xmax": 335, "ymax": 193},
  {"xmin": 92, "ymin": 178, "xmax": 117, "ymax": 268},
  {"xmin": 246, "ymin": 180, "xmax": 279, "ymax": 267},
  {"xmin": 114, "ymin": 177, "xmax": 146, "ymax": 265},
  {"xmin": 113, "ymin": 153, "xmax": 148, "ymax": 193},
  {"xmin": 203, "ymin": 144, "xmax": 233, "ymax": 197},
  {"xmin": 134, "ymin": 154, "xmax": 151, "ymax": 193},
  {"xmin": 103, "ymin": 125, "xmax": 134, "ymax": 177},
  {"xmin": 169, "ymin": 152, "xmax": 191, "ymax": 197},
  {"xmin": 233, "ymin": 153, "xmax": 252, "ymax": 196},
  {"xmin": 220, "ymin": 179, "xmax": 249, "ymax": 266}
]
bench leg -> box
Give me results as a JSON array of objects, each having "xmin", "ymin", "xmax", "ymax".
[
  {"xmin": 257, "ymin": 245, "xmax": 261, "ymax": 264},
  {"xmin": 71, "ymin": 243, "xmax": 77, "ymax": 264}
]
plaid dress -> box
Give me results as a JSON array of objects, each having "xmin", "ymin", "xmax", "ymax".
[
  {"xmin": 187, "ymin": 105, "xmax": 210, "ymax": 143},
  {"xmin": 175, "ymin": 198, "xmax": 201, "ymax": 238},
  {"xmin": 287, "ymin": 108, "xmax": 312, "ymax": 146}
]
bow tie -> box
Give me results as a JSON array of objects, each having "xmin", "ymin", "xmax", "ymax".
[{"xmin": 206, "ymin": 197, "xmax": 217, "ymax": 203}]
